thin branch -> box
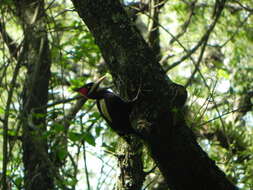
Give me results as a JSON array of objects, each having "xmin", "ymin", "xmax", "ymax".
[
  {"xmin": 144, "ymin": 165, "xmax": 157, "ymax": 175},
  {"xmin": 80, "ymin": 116, "xmax": 92, "ymax": 190},
  {"xmin": 165, "ymin": 0, "xmax": 226, "ymax": 71},
  {"xmin": 2, "ymin": 54, "xmax": 22, "ymax": 190},
  {"xmin": 67, "ymin": 152, "xmax": 78, "ymax": 179},
  {"xmin": 0, "ymin": 21, "xmax": 19, "ymax": 59},
  {"xmin": 193, "ymin": 80, "xmax": 219, "ymax": 126},
  {"xmin": 233, "ymin": 0, "xmax": 253, "ymax": 13},
  {"xmin": 180, "ymin": 0, "xmax": 229, "ymax": 146},
  {"xmin": 170, "ymin": 0, "xmax": 197, "ymax": 44},
  {"xmin": 44, "ymin": 0, "xmax": 57, "ymax": 13},
  {"xmin": 143, "ymin": 173, "xmax": 162, "ymax": 190},
  {"xmin": 185, "ymin": 35, "xmax": 209, "ymax": 87},
  {"xmin": 220, "ymin": 12, "xmax": 252, "ymax": 47},
  {"xmin": 99, "ymin": 165, "xmax": 115, "ymax": 189},
  {"xmin": 198, "ymin": 104, "xmax": 253, "ymax": 127},
  {"xmin": 40, "ymin": 95, "xmax": 82, "ymax": 110},
  {"xmin": 62, "ymin": 97, "xmax": 87, "ymax": 128},
  {"xmin": 82, "ymin": 141, "xmax": 91, "ymax": 190},
  {"xmin": 179, "ymin": 0, "xmax": 231, "ymax": 150}
]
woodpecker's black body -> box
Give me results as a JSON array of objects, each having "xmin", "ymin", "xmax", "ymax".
[
  {"xmin": 74, "ymin": 77, "xmax": 135, "ymax": 136},
  {"xmin": 95, "ymin": 89, "xmax": 134, "ymax": 135}
]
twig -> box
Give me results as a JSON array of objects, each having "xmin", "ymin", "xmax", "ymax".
[
  {"xmin": 198, "ymin": 104, "xmax": 253, "ymax": 127},
  {"xmin": 165, "ymin": 0, "xmax": 226, "ymax": 72},
  {"xmin": 2, "ymin": 53, "xmax": 22, "ymax": 190},
  {"xmin": 170, "ymin": 0, "xmax": 196, "ymax": 44},
  {"xmin": 145, "ymin": 165, "xmax": 157, "ymax": 175},
  {"xmin": 67, "ymin": 152, "xmax": 78, "ymax": 179},
  {"xmin": 182, "ymin": 0, "xmax": 229, "ymax": 148},
  {"xmin": 180, "ymin": 0, "xmax": 231, "ymax": 151},
  {"xmin": 82, "ymin": 141, "xmax": 91, "ymax": 190},
  {"xmin": 62, "ymin": 98, "xmax": 89, "ymax": 129},
  {"xmin": 0, "ymin": 21, "xmax": 19, "ymax": 59},
  {"xmin": 31, "ymin": 96, "xmax": 83, "ymax": 111},
  {"xmin": 185, "ymin": 35, "xmax": 209, "ymax": 87},
  {"xmin": 143, "ymin": 173, "xmax": 162, "ymax": 190},
  {"xmin": 234, "ymin": 0, "xmax": 253, "ymax": 12},
  {"xmin": 220, "ymin": 12, "xmax": 251, "ymax": 47}
]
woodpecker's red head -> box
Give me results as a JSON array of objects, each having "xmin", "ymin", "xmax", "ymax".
[{"xmin": 73, "ymin": 75, "xmax": 106, "ymax": 99}]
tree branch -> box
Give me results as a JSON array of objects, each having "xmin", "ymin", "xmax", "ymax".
[
  {"xmin": 165, "ymin": 0, "xmax": 226, "ymax": 71},
  {"xmin": 1, "ymin": 50, "xmax": 22, "ymax": 190},
  {"xmin": 0, "ymin": 21, "xmax": 19, "ymax": 59},
  {"xmin": 169, "ymin": 0, "xmax": 196, "ymax": 44}
]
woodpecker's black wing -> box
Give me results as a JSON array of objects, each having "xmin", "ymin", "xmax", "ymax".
[{"xmin": 96, "ymin": 91, "xmax": 134, "ymax": 135}]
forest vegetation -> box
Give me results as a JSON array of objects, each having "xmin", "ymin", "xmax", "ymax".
[{"xmin": 0, "ymin": 0, "xmax": 253, "ymax": 190}]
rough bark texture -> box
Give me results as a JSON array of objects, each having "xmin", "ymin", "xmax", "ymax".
[
  {"xmin": 14, "ymin": 1, "xmax": 54, "ymax": 189},
  {"xmin": 115, "ymin": 137, "xmax": 145, "ymax": 190},
  {"xmin": 71, "ymin": 0, "xmax": 238, "ymax": 190}
]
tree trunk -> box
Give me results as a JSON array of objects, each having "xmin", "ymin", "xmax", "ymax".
[
  {"xmin": 71, "ymin": 0, "xmax": 239, "ymax": 190},
  {"xmin": 115, "ymin": 137, "xmax": 145, "ymax": 190},
  {"xmin": 14, "ymin": 0, "xmax": 54, "ymax": 189}
]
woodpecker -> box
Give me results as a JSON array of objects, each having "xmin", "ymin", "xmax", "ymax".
[{"xmin": 73, "ymin": 76, "xmax": 135, "ymax": 136}]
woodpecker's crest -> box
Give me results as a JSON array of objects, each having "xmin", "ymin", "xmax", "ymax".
[{"xmin": 73, "ymin": 75, "xmax": 106, "ymax": 98}]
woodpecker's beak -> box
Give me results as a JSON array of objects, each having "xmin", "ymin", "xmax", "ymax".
[{"xmin": 88, "ymin": 75, "xmax": 106, "ymax": 95}]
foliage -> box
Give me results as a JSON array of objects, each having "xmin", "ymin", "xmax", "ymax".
[{"xmin": 0, "ymin": 0, "xmax": 252, "ymax": 189}]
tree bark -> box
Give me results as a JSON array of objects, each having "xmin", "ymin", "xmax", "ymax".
[
  {"xmin": 115, "ymin": 137, "xmax": 145, "ymax": 190},
  {"xmin": 14, "ymin": 0, "xmax": 54, "ymax": 189},
  {"xmin": 71, "ymin": 0, "xmax": 238, "ymax": 190}
]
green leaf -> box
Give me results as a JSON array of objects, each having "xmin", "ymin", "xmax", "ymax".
[
  {"xmin": 95, "ymin": 126, "xmax": 103, "ymax": 136},
  {"xmin": 52, "ymin": 123, "xmax": 65, "ymax": 132},
  {"xmin": 218, "ymin": 69, "xmax": 229, "ymax": 79},
  {"xmin": 14, "ymin": 177, "xmax": 23, "ymax": 186},
  {"xmin": 57, "ymin": 149, "xmax": 68, "ymax": 160},
  {"xmin": 69, "ymin": 132, "xmax": 82, "ymax": 142},
  {"xmin": 63, "ymin": 178, "xmax": 78, "ymax": 186},
  {"xmin": 0, "ymin": 107, "xmax": 4, "ymax": 114},
  {"xmin": 68, "ymin": 131, "xmax": 95, "ymax": 146},
  {"xmin": 82, "ymin": 132, "xmax": 96, "ymax": 146},
  {"xmin": 7, "ymin": 129, "xmax": 16, "ymax": 136},
  {"xmin": 102, "ymin": 142, "xmax": 115, "ymax": 152}
]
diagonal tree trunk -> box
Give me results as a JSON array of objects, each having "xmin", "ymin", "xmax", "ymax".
[
  {"xmin": 71, "ymin": 0, "xmax": 238, "ymax": 190},
  {"xmin": 13, "ymin": 0, "xmax": 54, "ymax": 189}
]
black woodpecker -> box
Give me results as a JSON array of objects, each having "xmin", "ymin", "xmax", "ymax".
[{"xmin": 73, "ymin": 76, "xmax": 136, "ymax": 136}]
